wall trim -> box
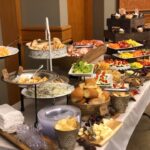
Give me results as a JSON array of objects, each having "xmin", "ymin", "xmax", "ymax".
[{"xmin": 21, "ymin": 25, "xmax": 72, "ymax": 43}]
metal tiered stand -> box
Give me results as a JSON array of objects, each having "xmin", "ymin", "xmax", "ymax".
[{"xmin": 20, "ymin": 17, "xmax": 71, "ymax": 126}]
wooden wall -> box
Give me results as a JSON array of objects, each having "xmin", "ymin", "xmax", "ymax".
[
  {"xmin": 67, "ymin": 0, "xmax": 93, "ymax": 41},
  {"xmin": 0, "ymin": 0, "xmax": 21, "ymax": 105},
  {"xmin": 119, "ymin": 0, "xmax": 150, "ymax": 11},
  {"xmin": 118, "ymin": 0, "xmax": 150, "ymax": 24}
]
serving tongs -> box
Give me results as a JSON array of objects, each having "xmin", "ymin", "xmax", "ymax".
[{"xmin": 74, "ymin": 45, "xmax": 94, "ymax": 49}]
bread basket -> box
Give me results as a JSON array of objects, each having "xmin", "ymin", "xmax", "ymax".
[{"xmin": 69, "ymin": 99, "xmax": 110, "ymax": 120}]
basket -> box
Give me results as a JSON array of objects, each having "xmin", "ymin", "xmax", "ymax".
[
  {"xmin": 70, "ymin": 99, "xmax": 110, "ymax": 120},
  {"xmin": 111, "ymin": 95, "xmax": 130, "ymax": 113}
]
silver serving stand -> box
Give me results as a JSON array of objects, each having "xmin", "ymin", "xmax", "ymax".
[
  {"xmin": 21, "ymin": 18, "xmax": 70, "ymax": 126},
  {"xmin": 2, "ymin": 70, "xmax": 57, "ymax": 127}
]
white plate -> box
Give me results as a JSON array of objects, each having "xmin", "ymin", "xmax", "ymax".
[
  {"xmin": 0, "ymin": 46, "xmax": 19, "ymax": 59},
  {"xmin": 28, "ymin": 46, "xmax": 68, "ymax": 59},
  {"xmin": 107, "ymin": 44, "xmax": 143, "ymax": 50},
  {"xmin": 96, "ymin": 74, "xmax": 113, "ymax": 87},
  {"xmin": 68, "ymin": 64, "xmax": 94, "ymax": 76},
  {"xmin": 110, "ymin": 65, "xmax": 130, "ymax": 70},
  {"xmin": 104, "ymin": 83, "xmax": 129, "ymax": 91},
  {"xmin": 21, "ymin": 82, "xmax": 74, "ymax": 99},
  {"xmin": 113, "ymin": 53, "xmax": 150, "ymax": 60}
]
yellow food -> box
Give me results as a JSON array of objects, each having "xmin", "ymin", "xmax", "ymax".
[
  {"xmin": 130, "ymin": 62, "xmax": 143, "ymax": 69},
  {"xmin": 95, "ymin": 61, "xmax": 110, "ymax": 70},
  {"xmin": 125, "ymin": 39, "xmax": 141, "ymax": 47},
  {"xmin": 78, "ymin": 120, "xmax": 112, "ymax": 140},
  {"xmin": 17, "ymin": 76, "xmax": 48, "ymax": 84},
  {"xmin": 119, "ymin": 52, "xmax": 133, "ymax": 59},
  {"xmin": 55, "ymin": 117, "xmax": 78, "ymax": 131},
  {"xmin": 52, "ymin": 38, "xmax": 65, "ymax": 49},
  {"xmin": 0, "ymin": 47, "xmax": 9, "ymax": 57}
]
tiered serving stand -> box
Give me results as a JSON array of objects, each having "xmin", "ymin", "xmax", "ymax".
[
  {"xmin": 1, "ymin": 18, "xmax": 73, "ymax": 127},
  {"xmin": 2, "ymin": 69, "xmax": 57, "ymax": 126}
]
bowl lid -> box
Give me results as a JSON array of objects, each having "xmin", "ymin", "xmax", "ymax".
[{"xmin": 38, "ymin": 105, "xmax": 81, "ymax": 123}]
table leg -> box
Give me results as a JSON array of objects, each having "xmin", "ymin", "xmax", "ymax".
[
  {"xmin": 20, "ymin": 88, "xmax": 25, "ymax": 112},
  {"xmin": 67, "ymin": 95, "xmax": 69, "ymax": 104},
  {"xmin": 52, "ymin": 98, "xmax": 56, "ymax": 105},
  {"xmin": 34, "ymin": 85, "xmax": 38, "ymax": 127}
]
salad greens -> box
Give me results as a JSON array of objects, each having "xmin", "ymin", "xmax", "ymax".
[{"xmin": 72, "ymin": 60, "xmax": 93, "ymax": 73}]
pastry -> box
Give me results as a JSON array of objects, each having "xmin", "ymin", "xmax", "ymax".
[
  {"xmin": 84, "ymin": 78, "xmax": 97, "ymax": 88},
  {"xmin": 84, "ymin": 88, "xmax": 99, "ymax": 99},
  {"xmin": 102, "ymin": 91, "xmax": 110, "ymax": 101},
  {"xmin": 71, "ymin": 87, "xmax": 84, "ymax": 103},
  {"xmin": 88, "ymin": 98, "xmax": 101, "ymax": 105}
]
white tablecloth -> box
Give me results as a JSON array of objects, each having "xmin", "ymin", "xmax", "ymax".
[
  {"xmin": 0, "ymin": 81, "xmax": 150, "ymax": 150},
  {"xmin": 75, "ymin": 80, "xmax": 150, "ymax": 150}
]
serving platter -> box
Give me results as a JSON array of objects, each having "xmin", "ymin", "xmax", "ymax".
[
  {"xmin": 79, "ymin": 119, "xmax": 122, "ymax": 147},
  {"xmin": 107, "ymin": 44, "xmax": 143, "ymax": 51},
  {"xmin": 93, "ymin": 119, "xmax": 122, "ymax": 146},
  {"xmin": 110, "ymin": 65, "xmax": 130, "ymax": 70},
  {"xmin": 0, "ymin": 46, "xmax": 19, "ymax": 59},
  {"xmin": 28, "ymin": 46, "xmax": 68, "ymax": 59},
  {"xmin": 96, "ymin": 74, "xmax": 113, "ymax": 87},
  {"xmin": 104, "ymin": 83, "xmax": 129, "ymax": 91},
  {"xmin": 68, "ymin": 64, "xmax": 94, "ymax": 76},
  {"xmin": 113, "ymin": 53, "xmax": 150, "ymax": 60},
  {"xmin": 21, "ymin": 82, "xmax": 74, "ymax": 99},
  {"xmin": 2, "ymin": 70, "xmax": 57, "ymax": 87}
]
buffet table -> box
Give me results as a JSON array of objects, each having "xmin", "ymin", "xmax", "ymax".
[
  {"xmin": 0, "ymin": 80, "xmax": 149, "ymax": 150},
  {"xmin": 75, "ymin": 80, "xmax": 150, "ymax": 150}
]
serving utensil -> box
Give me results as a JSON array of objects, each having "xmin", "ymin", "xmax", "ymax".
[{"xmin": 31, "ymin": 65, "xmax": 44, "ymax": 78}]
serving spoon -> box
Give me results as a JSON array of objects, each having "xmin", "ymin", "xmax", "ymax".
[{"xmin": 31, "ymin": 65, "xmax": 44, "ymax": 78}]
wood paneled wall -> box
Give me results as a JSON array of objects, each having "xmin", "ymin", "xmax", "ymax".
[
  {"xmin": 144, "ymin": 14, "xmax": 150, "ymax": 23},
  {"xmin": 118, "ymin": 0, "xmax": 150, "ymax": 23},
  {"xmin": 119, "ymin": 0, "xmax": 150, "ymax": 11},
  {"xmin": 67, "ymin": 0, "xmax": 93, "ymax": 41},
  {"xmin": 0, "ymin": 0, "xmax": 21, "ymax": 105},
  {"xmin": 21, "ymin": 25, "xmax": 72, "ymax": 43}
]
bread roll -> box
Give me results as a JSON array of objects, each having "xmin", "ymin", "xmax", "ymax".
[
  {"xmin": 71, "ymin": 87, "xmax": 84, "ymax": 103},
  {"xmin": 102, "ymin": 91, "xmax": 110, "ymax": 101},
  {"xmin": 85, "ymin": 78, "xmax": 96, "ymax": 86},
  {"xmin": 77, "ymin": 98, "xmax": 86, "ymax": 104},
  {"xmin": 79, "ymin": 83, "xmax": 85, "ymax": 89},
  {"xmin": 88, "ymin": 98, "xmax": 101, "ymax": 105},
  {"xmin": 84, "ymin": 88, "xmax": 98, "ymax": 98},
  {"xmin": 96, "ymin": 86, "xmax": 103, "ymax": 96}
]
